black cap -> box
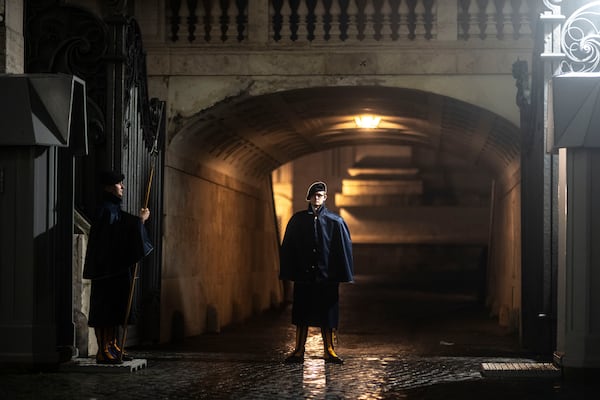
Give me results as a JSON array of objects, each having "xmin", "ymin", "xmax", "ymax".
[
  {"xmin": 306, "ymin": 181, "xmax": 327, "ymax": 200},
  {"xmin": 99, "ymin": 170, "xmax": 125, "ymax": 185}
]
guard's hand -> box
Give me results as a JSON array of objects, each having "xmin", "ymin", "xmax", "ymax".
[{"xmin": 140, "ymin": 208, "xmax": 150, "ymax": 223}]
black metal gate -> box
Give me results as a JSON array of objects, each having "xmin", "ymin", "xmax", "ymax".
[{"xmin": 25, "ymin": 1, "xmax": 165, "ymax": 351}]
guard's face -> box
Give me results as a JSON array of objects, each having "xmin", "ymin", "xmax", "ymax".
[
  {"xmin": 106, "ymin": 181, "xmax": 124, "ymax": 199},
  {"xmin": 310, "ymin": 191, "xmax": 327, "ymax": 208}
]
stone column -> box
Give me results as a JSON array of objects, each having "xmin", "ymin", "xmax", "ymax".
[
  {"xmin": 555, "ymin": 148, "xmax": 600, "ymax": 372},
  {"xmin": 0, "ymin": 0, "xmax": 24, "ymax": 73},
  {"xmin": 247, "ymin": 0, "xmax": 269, "ymax": 44},
  {"xmin": 436, "ymin": 0, "xmax": 458, "ymax": 41}
]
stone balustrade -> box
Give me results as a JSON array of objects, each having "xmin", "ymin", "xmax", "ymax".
[{"xmin": 165, "ymin": 0, "xmax": 536, "ymax": 45}]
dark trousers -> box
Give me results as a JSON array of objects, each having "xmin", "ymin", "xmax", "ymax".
[
  {"xmin": 88, "ymin": 270, "xmax": 134, "ymax": 327},
  {"xmin": 291, "ymin": 282, "xmax": 339, "ymax": 328}
]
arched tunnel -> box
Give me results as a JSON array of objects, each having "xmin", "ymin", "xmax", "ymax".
[{"xmin": 161, "ymin": 85, "xmax": 521, "ymax": 346}]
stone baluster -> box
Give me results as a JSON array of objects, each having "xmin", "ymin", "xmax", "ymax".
[
  {"xmin": 218, "ymin": 0, "xmax": 230, "ymax": 42},
  {"xmin": 201, "ymin": 0, "xmax": 214, "ymax": 42},
  {"xmin": 289, "ymin": 0, "xmax": 300, "ymax": 41},
  {"xmin": 458, "ymin": 0, "xmax": 471, "ymax": 40},
  {"xmin": 271, "ymin": 0, "xmax": 284, "ymax": 41},
  {"xmin": 494, "ymin": 0, "xmax": 506, "ymax": 39},
  {"xmin": 339, "ymin": 0, "xmax": 350, "ymax": 41},
  {"xmin": 423, "ymin": 0, "xmax": 434, "ymax": 39},
  {"xmin": 323, "ymin": 0, "xmax": 333, "ymax": 41},
  {"xmin": 187, "ymin": 0, "xmax": 198, "ymax": 41},
  {"xmin": 169, "ymin": 0, "xmax": 182, "ymax": 41},
  {"xmin": 280, "ymin": 0, "xmax": 292, "ymax": 41},
  {"xmin": 477, "ymin": 0, "xmax": 489, "ymax": 39},
  {"xmin": 248, "ymin": 0, "xmax": 268, "ymax": 44},
  {"xmin": 306, "ymin": 0, "xmax": 318, "ymax": 41},
  {"xmin": 235, "ymin": 0, "xmax": 248, "ymax": 42},
  {"xmin": 373, "ymin": 0, "xmax": 390, "ymax": 41},
  {"xmin": 407, "ymin": 0, "xmax": 417, "ymax": 40},
  {"xmin": 389, "ymin": 0, "xmax": 400, "ymax": 40},
  {"xmin": 165, "ymin": 0, "xmax": 535, "ymax": 45},
  {"xmin": 510, "ymin": 0, "xmax": 522, "ymax": 39},
  {"xmin": 355, "ymin": 0, "xmax": 367, "ymax": 41}
]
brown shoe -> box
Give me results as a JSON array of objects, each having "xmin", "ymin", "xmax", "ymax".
[{"xmin": 96, "ymin": 345, "xmax": 123, "ymax": 365}]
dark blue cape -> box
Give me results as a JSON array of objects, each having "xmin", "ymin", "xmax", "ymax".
[
  {"xmin": 83, "ymin": 194, "xmax": 153, "ymax": 280},
  {"xmin": 279, "ymin": 204, "xmax": 354, "ymax": 283}
]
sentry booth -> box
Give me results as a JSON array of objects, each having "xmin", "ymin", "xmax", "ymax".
[{"xmin": 0, "ymin": 74, "xmax": 87, "ymax": 367}]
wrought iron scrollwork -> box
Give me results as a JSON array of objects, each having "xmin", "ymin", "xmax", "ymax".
[
  {"xmin": 25, "ymin": 4, "xmax": 109, "ymax": 145},
  {"xmin": 542, "ymin": 0, "xmax": 562, "ymax": 15},
  {"xmin": 560, "ymin": 2, "xmax": 600, "ymax": 73}
]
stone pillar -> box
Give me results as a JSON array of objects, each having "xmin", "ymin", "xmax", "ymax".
[
  {"xmin": 436, "ymin": 0, "xmax": 458, "ymax": 41},
  {"xmin": 0, "ymin": 0, "xmax": 24, "ymax": 73},
  {"xmin": 555, "ymin": 148, "xmax": 600, "ymax": 371},
  {"xmin": 247, "ymin": 0, "xmax": 269, "ymax": 44}
]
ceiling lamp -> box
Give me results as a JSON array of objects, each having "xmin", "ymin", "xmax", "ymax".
[{"xmin": 354, "ymin": 115, "xmax": 381, "ymax": 129}]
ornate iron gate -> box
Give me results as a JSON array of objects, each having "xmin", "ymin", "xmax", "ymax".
[{"xmin": 25, "ymin": 1, "xmax": 164, "ymax": 352}]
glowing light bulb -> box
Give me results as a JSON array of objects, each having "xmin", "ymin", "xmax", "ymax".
[{"xmin": 354, "ymin": 115, "xmax": 381, "ymax": 129}]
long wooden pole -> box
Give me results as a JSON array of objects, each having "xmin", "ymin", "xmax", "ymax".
[
  {"xmin": 119, "ymin": 103, "xmax": 163, "ymax": 362},
  {"xmin": 119, "ymin": 162, "xmax": 154, "ymax": 362}
]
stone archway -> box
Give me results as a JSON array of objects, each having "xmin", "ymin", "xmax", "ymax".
[{"xmin": 162, "ymin": 86, "xmax": 521, "ymax": 341}]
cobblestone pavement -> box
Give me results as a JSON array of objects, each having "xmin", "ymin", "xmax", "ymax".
[{"xmin": 0, "ymin": 274, "xmax": 595, "ymax": 399}]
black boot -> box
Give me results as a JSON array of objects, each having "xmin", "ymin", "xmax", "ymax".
[
  {"xmin": 284, "ymin": 325, "xmax": 308, "ymax": 363},
  {"xmin": 322, "ymin": 328, "xmax": 343, "ymax": 364}
]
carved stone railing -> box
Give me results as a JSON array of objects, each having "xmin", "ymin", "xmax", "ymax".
[{"xmin": 166, "ymin": 0, "xmax": 537, "ymax": 44}]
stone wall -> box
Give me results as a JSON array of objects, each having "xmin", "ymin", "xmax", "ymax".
[
  {"xmin": 0, "ymin": 0, "xmax": 24, "ymax": 73},
  {"xmin": 486, "ymin": 181, "xmax": 521, "ymax": 330},
  {"xmin": 141, "ymin": 0, "xmax": 528, "ymax": 339},
  {"xmin": 161, "ymin": 159, "xmax": 283, "ymax": 341},
  {"xmin": 0, "ymin": 0, "xmax": 25, "ymax": 74},
  {"xmin": 0, "ymin": 2, "xmax": 4, "ymax": 72},
  {"xmin": 275, "ymin": 144, "xmax": 522, "ymax": 331}
]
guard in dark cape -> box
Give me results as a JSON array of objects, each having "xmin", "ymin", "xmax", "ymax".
[
  {"xmin": 83, "ymin": 170, "xmax": 153, "ymax": 364},
  {"xmin": 280, "ymin": 181, "xmax": 354, "ymax": 364}
]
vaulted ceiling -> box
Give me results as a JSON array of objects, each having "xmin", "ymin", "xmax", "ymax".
[{"xmin": 168, "ymin": 86, "xmax": 520, "ymax": 183}]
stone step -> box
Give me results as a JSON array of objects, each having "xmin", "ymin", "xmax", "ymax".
[
  {"xmin": 348, "ymin": 167, "xmax": 420, "ymax": 177},
  {"xmin": 341, "ymin": 179, "xmax": 423, "ymax": 195},
  {"xmin": 335, "ymin": 193, "xmax": 422, "ymax": 207}
]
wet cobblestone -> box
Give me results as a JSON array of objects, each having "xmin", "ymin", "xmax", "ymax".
[
  {"xmin": 0, "ymin": 275, "xmax": 594, "ymax": 399},
  {"xmin": 0, "ymin": 352, "xmax": 589, "ymax": 399}
]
